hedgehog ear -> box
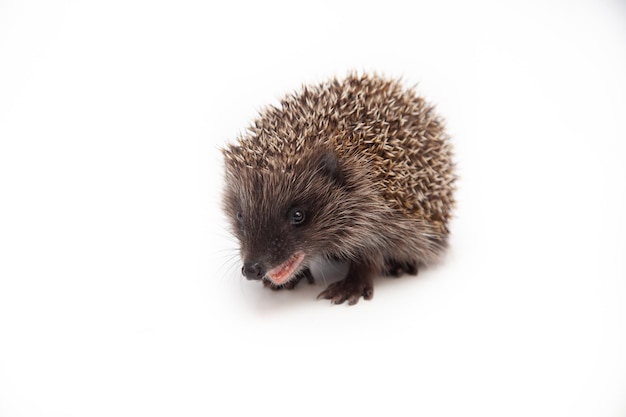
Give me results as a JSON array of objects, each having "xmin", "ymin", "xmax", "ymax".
[{"xmin": 316, "ymin": 151, "xmax": 343, "ymax": 185}]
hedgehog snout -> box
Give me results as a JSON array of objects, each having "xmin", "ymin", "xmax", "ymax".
[{"xmin": 242, "ymin": 261, "xmax": 265, "ymax": 280}]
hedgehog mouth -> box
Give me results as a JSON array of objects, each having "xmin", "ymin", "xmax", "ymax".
[{"xmin": 266, "ymin": 251, "xmax": 305, "ymax": 285}]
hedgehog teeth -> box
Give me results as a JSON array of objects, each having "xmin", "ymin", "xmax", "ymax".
[{"xmin": 266, "ymin": 252, "xmax": 305, "ymax": 286}]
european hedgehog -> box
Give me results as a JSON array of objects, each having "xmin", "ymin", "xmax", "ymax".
[{"xmin": 222, "ymin": 73, "xmax": 455, "ymax": 305}]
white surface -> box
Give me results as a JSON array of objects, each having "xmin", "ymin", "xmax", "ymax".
[{"xmin": 1, "ymin": 1, "xmax": 625, "ymax": 416}]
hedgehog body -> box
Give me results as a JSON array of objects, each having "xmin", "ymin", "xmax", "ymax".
[{"xmin": 223, "ymin": 73, "xmax": 455, "ymax": 304}]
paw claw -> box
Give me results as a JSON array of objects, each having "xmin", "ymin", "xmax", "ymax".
[{"xmin": 363, "ymin": 288, "xmax": 374, "ymax": 300}]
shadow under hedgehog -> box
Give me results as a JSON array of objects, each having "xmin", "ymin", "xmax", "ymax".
[{"xmin": 222, "ymin": 73, "xmax": 456, "ymax": 305}]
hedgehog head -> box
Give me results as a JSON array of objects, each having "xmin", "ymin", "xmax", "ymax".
[{"xmin": 222, "ymin": 146, "xmax": 359, "ymax": 285}]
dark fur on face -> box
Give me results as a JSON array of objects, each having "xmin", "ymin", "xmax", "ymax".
[{"xmin": 224, "ymin": 148, "xmax": 352, "ymax": 277}]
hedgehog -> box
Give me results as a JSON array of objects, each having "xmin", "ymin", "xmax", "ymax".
[{"xmin": 222, "ymin": 73, "xmax": 455, "ymax": 305}]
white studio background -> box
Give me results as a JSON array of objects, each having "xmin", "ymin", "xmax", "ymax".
[{"xmin": 1, "ymin": 1, "xmax": 625, "ymax": 416}]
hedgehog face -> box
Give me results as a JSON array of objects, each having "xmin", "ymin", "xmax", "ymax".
[{"xmin": 223, "ymin": 149, "xmax": 349, "ymax": 286}]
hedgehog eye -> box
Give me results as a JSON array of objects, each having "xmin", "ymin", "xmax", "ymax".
[
  {"xmin": 289, "ymin": 208, "xmax": 306, "ymax": 226},
  {"xmin": 236, "ymin": 211, "xmax": 243, "ymax": 222}
]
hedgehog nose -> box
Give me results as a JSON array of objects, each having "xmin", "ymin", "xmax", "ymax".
[{"xmin": 242, "ymin": 262, "xmax": 265, "ymax": 280}]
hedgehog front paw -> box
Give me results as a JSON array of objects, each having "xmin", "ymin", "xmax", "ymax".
[
  {"xmin": 263, "ymin": 268, "xmax": 314, "ymax": 290},
  {"xmin": 317, "ymin": 279, "xmax": 373, "ymax": 305}
]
